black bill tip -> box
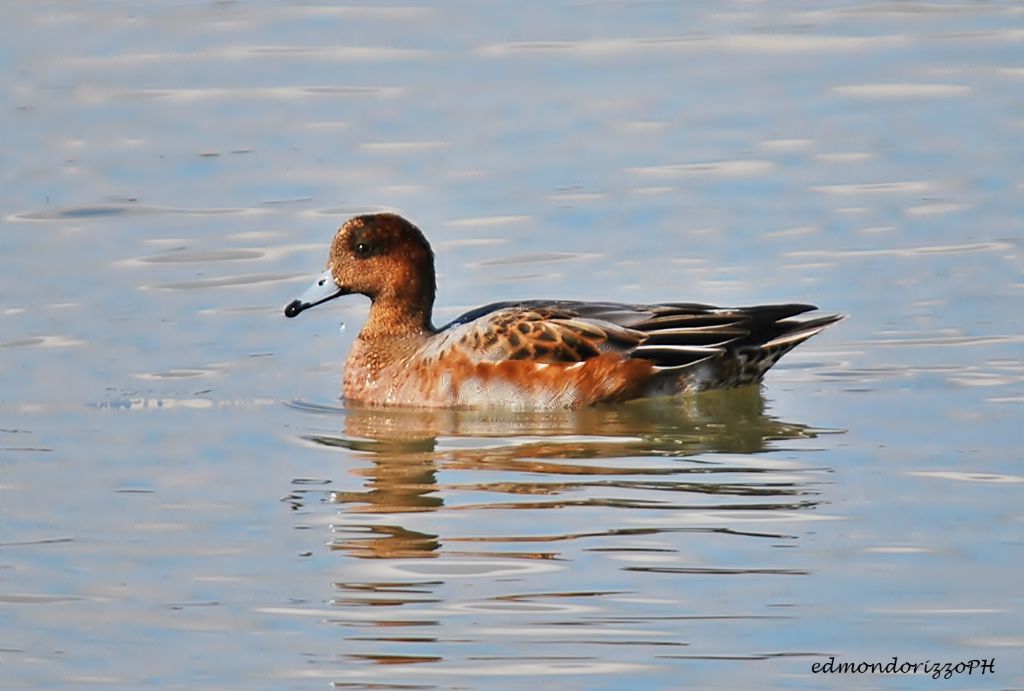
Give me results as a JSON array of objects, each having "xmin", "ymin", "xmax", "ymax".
[{"xmin": 284, "ymin": 300, "xmax": 306, "ymax": 318}]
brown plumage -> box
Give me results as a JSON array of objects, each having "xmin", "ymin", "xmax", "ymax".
[{"xmin": 285, "ymin": 213, "xmax": 844, "ymax": 409}]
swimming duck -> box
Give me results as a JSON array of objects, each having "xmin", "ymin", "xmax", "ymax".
[{"xmin": 285, "ymin": 213, "xmax": 842, "ymax": 409}]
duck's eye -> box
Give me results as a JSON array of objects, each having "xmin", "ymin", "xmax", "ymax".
[{"xmin": 355, "ymin": 241, "xmax": 371, "ymax": 257}]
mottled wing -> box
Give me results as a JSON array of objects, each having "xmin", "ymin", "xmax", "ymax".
[{"xmin": 429, "ymin": 301, "xmax": 646, "ymax": 364}]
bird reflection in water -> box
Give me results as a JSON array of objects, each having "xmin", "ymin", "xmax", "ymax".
[{"xmin": 292, "ymin": 387, "xmax": 837, "ymax": 561}]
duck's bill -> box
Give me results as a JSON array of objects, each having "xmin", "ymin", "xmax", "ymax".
[{"xmin": 284, "ymin": 269, "xmax": 346, "ymax": 318}]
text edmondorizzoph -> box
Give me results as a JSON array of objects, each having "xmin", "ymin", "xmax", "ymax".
[{"xmin": 812, "ymin": 656, "xmax": 995, "ymax": 680}]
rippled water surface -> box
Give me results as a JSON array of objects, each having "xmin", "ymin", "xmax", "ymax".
[{"xmin": 2, "ymin": 2, "xmax": 1022, "ymax": 689}]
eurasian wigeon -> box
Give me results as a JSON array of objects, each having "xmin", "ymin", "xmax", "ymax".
[{"xmin": 285, "ymin": 213, "xmax": 842, "ymax": 409}]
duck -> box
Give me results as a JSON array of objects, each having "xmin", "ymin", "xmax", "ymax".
[{"xmin": 284, "ymin": 213, "xmax": 843, "ymax": 409}]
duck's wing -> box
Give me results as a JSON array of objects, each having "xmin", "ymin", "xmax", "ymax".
[
  {"xmin": 432, "ymin": 300, "xmax": 841, "ymax": 370},
  {"xmin": 429, "ymin": 301, "xmax": 646, "ymax": 364}
]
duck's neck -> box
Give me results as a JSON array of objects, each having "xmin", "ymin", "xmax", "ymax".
[{"xmin": 358, "ymin": 293, "xmax": 435, "ymax": 343}]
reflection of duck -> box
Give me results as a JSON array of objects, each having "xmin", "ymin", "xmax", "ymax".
[
  {"xmin": 299, "ymin": 388, "xmax": 837, "ymax": 560},
  {"xmin": 309, "ymin": 385, "xmax": 821, "ymax": 454},
  {"xmin": 285, "ymin": 213, "xmax": 842, "ymax": 408}
]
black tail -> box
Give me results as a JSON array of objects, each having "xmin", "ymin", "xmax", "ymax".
[{"xmin": 624, "ymin": 304, "xmax": 844, "ymax": 389}]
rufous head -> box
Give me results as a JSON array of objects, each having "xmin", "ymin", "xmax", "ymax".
[{"xmin": 284, "ymin": 213, "xmax": 436, "ymax": 320}]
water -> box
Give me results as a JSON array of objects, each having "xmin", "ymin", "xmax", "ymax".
[{"xmin": 2, "ymin": 1, "xmax": 1022, "ymax": 689}]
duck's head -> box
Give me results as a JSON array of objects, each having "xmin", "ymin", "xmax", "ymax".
[{"xmin": 285, "ymin": 213, "xmax": 436, "ymax": 319}]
